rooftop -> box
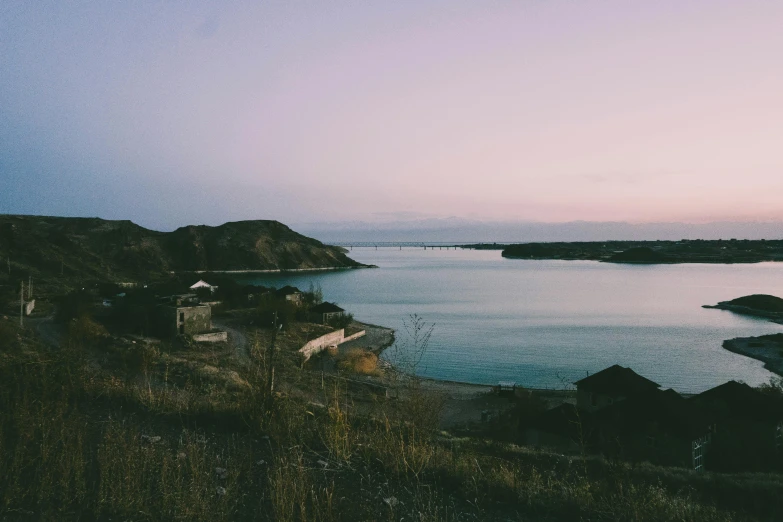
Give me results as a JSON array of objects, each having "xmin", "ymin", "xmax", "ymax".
[
  {"xmin": 692, "ymin": 380, "xmax": 783, "ymax": 422},
  {"xmin": 310, "ymin": 302, "xmax": 345, "ymax": 313},
  {"xmin": 574, "ymin": 365, "xmax": 660, "ymax": 396}
]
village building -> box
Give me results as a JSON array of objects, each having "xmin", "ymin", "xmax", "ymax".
[
  {"xmin": 574, "ymin": 364, "xmax": 660, "ymax": 412},
  {"xmin": 276, "ymin": 285, "xmax": 303, "ymax": 304},
  {"xmin": 594, "ymin": 388, "xmax": 712, "ymax": 470},
  {"xmin": 309, "ymin": 302, "xmax": 345, "ymax": 324},
  {"xmin": 522, "ymin": 403, "xmax": 591, "ymax": 451},
  {"xmin": 691, "ymin": 380, "xmax": 783, "ymax": 471},
  {"xmin": 156, "ymin": 294, "xmax": 212, "ymax": 337},
  {"xmin": 190, "ymin": 280, "xmax": 218, "ymax": 293}
]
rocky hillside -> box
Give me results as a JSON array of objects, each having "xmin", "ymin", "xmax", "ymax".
[{"xmin": 0, "ymin": 215, "xmax": 362, "ymax": 282}]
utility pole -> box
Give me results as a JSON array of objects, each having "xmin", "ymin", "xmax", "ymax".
[
  {"xmin": 19, "ymin": 281, "xmax": 24, "ymax": 327},
  {"xmin": 266, "ymin": 311, "xmax": 281, "ymax": 407}
]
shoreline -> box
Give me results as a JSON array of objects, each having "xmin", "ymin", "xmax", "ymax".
[
  {"xmin": 172, "ymin": 264, "xmax": 376, "ymax": 275},
  {"xmin": 722, "ymin": 336, "xmax": 783, "ymax": 377},
  {"xmin": 703, "ymin": 303, "xmax": 783, "ymax": 324}
]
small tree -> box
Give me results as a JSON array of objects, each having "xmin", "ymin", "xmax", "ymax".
[
  {"xmin": 327, "ymin": 312, "xmax": 353, "ymax": 330},
  {"xmin": 302, "ymin": 282, "xmax": 323, "ymax": 308}
]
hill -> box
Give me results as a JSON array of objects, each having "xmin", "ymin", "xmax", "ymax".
[
  {"xmin": 0, "ymin": 215, "xmax": 363, "ymax": 284},
  {"xmin": 704, "ymin": 294, "xmax": 783, "ymax": 324},
  {"xmin": 723, "ymin": 294, "xmax": 783, "ymax": 313}
]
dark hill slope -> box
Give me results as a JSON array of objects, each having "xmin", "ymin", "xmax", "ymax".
[
  {"xmin": 724, "ymin": 294, "xmax": 783, "ymax": 313},
  {"xmin": 0, "ymin": 215, "xmax": 361, "ymax": 282},
  {"xmin": 703, "ymin": 294, "xmax": 783, "ymax": 324}
]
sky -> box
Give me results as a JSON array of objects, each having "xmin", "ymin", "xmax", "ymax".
[{"xmin": 1, "ymin": 1, "xmax": 782, "ymax": 231}]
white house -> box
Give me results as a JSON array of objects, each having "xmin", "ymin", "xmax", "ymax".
[{"xmin": 190, "ymin": 280, "xmax": 218, "ymax": 293}]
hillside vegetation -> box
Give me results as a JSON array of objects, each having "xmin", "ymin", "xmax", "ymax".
[
  {"xmin": 724, "ymin": 295, "xmax": 783, "ymax": 314},
  {"xmin": 0, "ymin": 215, "xmax": 361, "ymax": 284},
  {"xmin": 4, "ymin": 315, "xmax": 783, "ymax": 521},
  {"xmin": 496, "ymin": 239, "xmax": 783, "ymax": 264}
]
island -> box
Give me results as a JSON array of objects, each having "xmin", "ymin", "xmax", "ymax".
[
  {"xmin": 702, "ymin": 294, "xmax": 783, "ymax": 324},
  {"xmin": 722, "ymin": 334, "xmax": 783, "ymax": 376},
  {"xmin": 704, "ymin": 294, "xmax": 783, "ymax": 376},
  {"xmin": 464, "ymin": 239, "xmax": 783, "ymax": 264}
]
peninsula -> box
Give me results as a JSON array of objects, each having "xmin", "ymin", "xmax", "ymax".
[
  {"xmin": 0, "ymin": 215, "xmax": 364, "ymax": 285},
  {"xmin": 704, "ymin": 294, "xmax": 783, "ymax": 376}
]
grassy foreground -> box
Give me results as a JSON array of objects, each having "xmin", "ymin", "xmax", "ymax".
[{"xmin": 2, "ymin": 318, "xmax": 783, "ymax": 521}]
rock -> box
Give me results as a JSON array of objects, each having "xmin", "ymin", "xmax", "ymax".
[
  {"xmin": 141, "ymin": 435, "xmax": 161, "ymax": 444},
  {"xmin": 177, "ymin": 452, "xmax": 187, "ymax": 460},
  {"xmin": 215, "ymin": 467, "xmax": 228, "ymax": 479},
  {"xmin": 256, "ymin": 460, "xmax": 266, "ymax": 466},
  {"xmin": 317, "ymin": 459, "xmax": 328, "ymax": 469},
  {"xmin": 215, "ymin": 486, "xmax": 226, "ymax": 496}
]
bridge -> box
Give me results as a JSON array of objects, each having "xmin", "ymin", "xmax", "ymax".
[{"xmin": 329, "ymin": 241, "xmax": 465, "ymax": 250}]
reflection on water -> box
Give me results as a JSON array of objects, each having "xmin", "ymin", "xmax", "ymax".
[{"xmin": 237, "ymin": 248, "xmax": 783, "ymax": 393}]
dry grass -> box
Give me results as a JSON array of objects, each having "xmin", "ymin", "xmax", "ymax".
[
  {"xmin": 337, "ymin": 347, "xmax": 379, "ymax": 375},
  {"xmin": 0, "ymin": 317, "xmax": 781, "ymax": 521}
]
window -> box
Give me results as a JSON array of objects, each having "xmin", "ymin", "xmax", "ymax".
[
  {"xmin": 179, "ymin": 312, "xmax": 184, "ymax": 322},
  {"xmin": 179, "ymin": 324, "xmax": 185, "ymax": 335}
]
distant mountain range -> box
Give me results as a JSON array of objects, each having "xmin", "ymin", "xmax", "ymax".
[
  {"xmin": 296, "ymin": 219, "xmax": 783, "ymax": 243},
  {"xmin": 0, "ymin": 215, "xmax": 361, "ymax": 283}
]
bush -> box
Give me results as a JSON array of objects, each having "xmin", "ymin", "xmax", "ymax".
[
  {"xmin": 327, "ymin": 313, "xmax": 353, "ymax": 330},
  {"xmin": 337, "ymin": 348, "xmax": 378, "ymax": 375}
]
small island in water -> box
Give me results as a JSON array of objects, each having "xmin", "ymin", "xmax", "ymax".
[
  {"xmin": 463, "ymin": 239, "xmax": 783, "ymax": 264},
  {"xmin": 704, "ymin": 294, "xmax": 783, "ymax": 376}
]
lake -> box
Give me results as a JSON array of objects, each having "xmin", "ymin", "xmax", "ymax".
[{"xmin": 237, "ymin": 248, "xmax": 783, "ymax": 393}]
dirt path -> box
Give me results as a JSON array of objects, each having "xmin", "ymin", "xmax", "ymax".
[
  {"xmin": 212, "ymin": 318, "xmax": 249, "ymax": 358},
  {"xmin": 26, "ymin": 314, "xmax": 62, "ymax": 348}
]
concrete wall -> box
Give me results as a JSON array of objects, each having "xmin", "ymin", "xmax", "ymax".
[
  {"xmin": 343, "ymin": 330, "xmax": 366, "ymax": 343},
  {"xmin": 24, "ymin": 299, "xmax": 35, "ymax": 316},
  {"xmin": 300, "ymin": 329, "xmax": 344, "ymax": 362},
  {"xmin": 193, "ymin": 331, "xmax": 228, "ymax": 343},
  {"xmin": 298, "ymin": 328, "xmax": 367, "ymax": 362}
]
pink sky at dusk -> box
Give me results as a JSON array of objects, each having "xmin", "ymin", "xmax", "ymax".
[{"xmin": 2, "ymin": 1, "xmax": 782, "ymax": 230}]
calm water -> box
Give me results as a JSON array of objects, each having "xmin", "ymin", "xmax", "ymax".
[{"xmin": 238, "ymin": 248, "xmax": 783, "ymax": 393}]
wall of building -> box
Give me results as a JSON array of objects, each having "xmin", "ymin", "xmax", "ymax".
[
  {"xmin": 576, "ymin": 389, "xmax": 622, "ymax": 412},
  {"xmin": 158, "ymin": 304, "xmax": 211, "ymax": 337}
]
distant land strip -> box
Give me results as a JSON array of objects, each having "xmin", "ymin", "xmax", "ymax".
[
  {"xmin": 462, "ymin": 239, "xmax": 783, "ymax": 264},
  {"xmin": 173, "ymin": 265, "xmax": 376, "ymax": 274}
]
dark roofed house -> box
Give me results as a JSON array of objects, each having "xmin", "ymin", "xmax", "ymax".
[
  {"xmin": 523, "ymin": 403, "xmax": 593, "ymax": 452},
  {"xmin": 574, "ymin": 365, "xmax": 660, "ymax": 412},
  {"xmin": 276, "ymin": 285, "xmax": 303, "ymax": 304},
  {"xmin": 594, "ymin": 388, "xmax": 712, "ymax": 470},
  {"xmin": 309, "ymin": 302, "xmax": 345, "ymax": 325},
  {"xmin": 691, "ymin": 380, "xmax": 783, "ymax": 471}
]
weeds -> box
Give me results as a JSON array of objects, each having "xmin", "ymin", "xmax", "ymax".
[{"xmin": 0, "ymin": 317, "xmax": 778, "ymax": 521}]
